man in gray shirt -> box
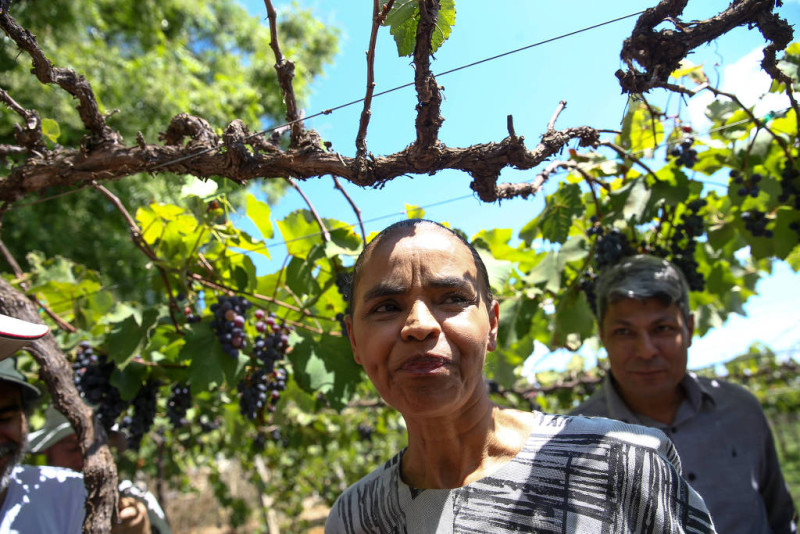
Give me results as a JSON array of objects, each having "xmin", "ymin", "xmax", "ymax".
[{"xmin": 571, "ymin": 254, "xmax": 796, "ymax": 534}]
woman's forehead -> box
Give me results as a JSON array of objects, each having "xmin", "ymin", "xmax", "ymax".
[{"xmin": 364, "ymin": 226, "xmax": 473, "ymax": 269}]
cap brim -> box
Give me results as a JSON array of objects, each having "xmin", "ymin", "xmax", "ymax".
[
  {"xmin": 27, "ymin": 421, "xmax": 75, "ymax": 454},
  {"xmin": 0, "ymin": 314, "xmax": 49, "ymax": 361}
]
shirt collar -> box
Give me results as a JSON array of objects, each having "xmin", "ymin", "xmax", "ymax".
[{"xmin": 602, "ymin": 371, "xmax": 716, "ymax": 424}]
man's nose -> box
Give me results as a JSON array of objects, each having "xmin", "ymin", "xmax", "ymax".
[
  {"xmin": 401, "ymin": 300, "xmax": 440, "ymax": 341},
  {"xmin": 634, "ymin": 332, "xmax": 658, "ymax": 359}
]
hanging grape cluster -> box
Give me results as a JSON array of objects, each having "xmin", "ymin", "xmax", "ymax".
[
  {"xmin": 778, "ymin": 163, "xmax": 800, "ymax": 209},
  {"xmin": 730, "ymin": 169, "xmax": 763, "ymax": 198},
  {"xmin": 589, "ymin": 225, "xmax": 634, "ymax": 270},
  {"xmin": 253, "ymin": 309, "xmax": 293, "ymax": 373},
  {"xmin": 166, "ymin": 383, "xmax": 192, "ymax": 428},
  {"xmin": 670, "ymin": 134, "xmax": 698, "ymax": 168},
  {"xmin": 72, "ymin": 342, "xmax": 126, "ymax": 432},
  {"xmin": 210, "ymin": 295, "xmax": 253, "ymax": 359},
  {"xmin": 667, "ymin": 199, "xmax": 706, "ymax": 292},
  {"xmin": 121, "ymin": 380, "xmax": 159, "ymax": 450},
  {"xmin": 741, "ymin": 210, "xmax": 773, "ymax": 238}
]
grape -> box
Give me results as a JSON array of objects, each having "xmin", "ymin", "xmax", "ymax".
[
  {"xmin": 121, "ymin": 380, "xmax": 159, "ymax": 450},
  {"xmin": 72, "ymin": 344, "xmax": 127, "ymax": 432},
  {"xmin": 237, "ymin": 368, "xmax": 269, "ymax": 420},
  {"xmin": 741, "ymin": 210, "xmax": 771, "ymax": 238},
  {"xmin": 579, "ymin": 271, "xmax": 598, "ymax": 316},
  {"xmin": 357, "ymin": 423, "xmax": 374, "ymax": 442},
  {"xmin": 210, "ymin": 295, "xmax": 252, "ymax": 358},
  {"xmin": 594, "ymin": 228, "xmax": 633, "ymax": 269},
  {"xmin": 166, "ymin": 383, "xmax": 192, "ymax": 428}
]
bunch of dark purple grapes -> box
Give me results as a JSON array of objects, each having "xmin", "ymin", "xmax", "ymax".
[
  {"xmin": 730, "ymin": 170, "xmax": 762, "ymax": 198},
  {"xmin": 592, "ymin": 227, "xmax": 634, "ymax": 270},
  {"xmin": 166, "ymin": 383, "xmax": 192, "ymax": 428},
  {"xmin": 238, "ymin": 368, "xmax": 269, "ymax": 421},
  {"xmin": 778, "ymin": 163, "xmax": 800, "ymax": 209},
  {"xmin": 666, "ymin": 199, "xmax": 707, "ymax": 291},
  {"xmin": 121, "ymin": 379, "xmax": 159, "ymax": 450},
  {"xmin": 210, "ymin": 295, "xmax": 252, "ymax": 358},
  {"xmin": 741, "ymin": 210, "xmax": 772, "ymax": 238},
  {"xmin": 670, "ymin": 135, "xmax": 698, "ymax": 168},
  {"xmin": 237, "ymin": 367, "xmax": 288, "ymax": 421},
  {"xmin": 72, "ymin": 342, "xmax": 126, "ymax": 432},
  {"xmin": 253, "ymin": 309, "xmax": 292, "ymax": 373}
]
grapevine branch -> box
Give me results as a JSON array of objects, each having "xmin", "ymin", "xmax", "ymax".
[
  {"xmin": 264, "ymin": 0, "xmax": 303, "ymax": 147},
  {"xmin": 1, "ymin": 3, "xmax": 788, "ymax": 206},
  {"xmin": 0, "ymin": 10, "xmax": 120, "ymax": 147},
  {"xmin": 90, "ymin": 183, "xmax": 185, "ymax": 333},
  {"xmin": 412, "ymin": 0, "xmax": 444, "ymax": 153},
  {"xmin": 0, "ymin": 236, "xmax": 76, "ymax": 333},
  {"xmin": 332, "ymin": 175, "xmax": 367, "ymax": 243},
  {"xmin": 356, "ymin": 0, "xmax": 395, "ymax": 158},
  {"xmin": 616, "ymin": 0, "xmax": 793, "ymax": 99},
  {"xmin": 287, "ymin": 178, "xmax": 331, "ymax": 242},
  {"xmin": 656, "ymin": 81, "xmax": 793, "ymax": 162}
]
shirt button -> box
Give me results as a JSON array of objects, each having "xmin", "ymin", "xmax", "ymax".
[
  {"xmin": 687, "ymin": 472, "xmax": 696, "ymax": 482},
  {"xmin": 671, "ymin": 427, "xmax": 678, "ymax": 433}
]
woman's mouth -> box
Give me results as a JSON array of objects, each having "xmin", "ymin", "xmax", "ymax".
[{"xmin": 398, "ymin": 355, "xmax": 447, "ymax": 374}]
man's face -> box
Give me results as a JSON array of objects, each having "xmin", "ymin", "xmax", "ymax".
[
  {"xmin": 346, "ymin": 226, "xmax": 499, "ymax": 419},
  {"xmin": 0, "ymin": 385, "xmax": 27, "ymax": 493},
  {"xmin": 600, "ymin": 297, "xmax": 693, "ymax": 411},
  {"xmin": 45, "ymin": 433, "xmax": 83, "ymax": 472}
]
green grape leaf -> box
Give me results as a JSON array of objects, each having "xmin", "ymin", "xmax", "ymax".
[
  {"xmin": 285, "ymin": 255, "xmax": 321, "ymax": 296},
  {"xmin": 245, "ymin": 193, "xmax": 274, "ymax": 240},
  {"xmin": 617, "ymin": 101, "xmax": 664, "ymax": 154},
  {"xmin": 525, "ymin": 253, "xmax": 560, "ymax": 293},
  {"xmin": 41, "ymin": 118, "xmax": 61, "ymax": 143},
  {"xmin": 110, "ymin": 364, "xmax": 148, "ymax": 401},
  {"xmin": 290, "ymin": 333, "xmax": 363, "ymax": 410},
  {"xmin": 405, "ymin": 204, "xmax": 425, "ymax": 219},
  {"xmin": 497, "ymin": 296, "xmax": 539, "ymax": 349},
  {"xmin": 277, "ymin": 210, "xmax": 324, "ymax": 258},
  {"xmin": 184, "ymin": 322, "xmax": 247, "ymax": 395},
  {"xmin": 105, "ymin": 307, "xmax": 161, "ymax": 366},
  {"xmin": 552, "ymin": 290, "xmax": 595, "ymax": 349},
  {"xmin": 382, "ymin": 0, "xmax": 456, "ymax": 57},
  {"xmin": 537, "ymin": 183, "xmax": 583, "ymax": 244}
]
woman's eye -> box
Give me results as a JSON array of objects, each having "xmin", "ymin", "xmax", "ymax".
[{"xmin": 372, "ymin": 302, "xmax": 400, "ymax": 313}]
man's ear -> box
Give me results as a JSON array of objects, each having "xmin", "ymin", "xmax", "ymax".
[
  {"xmin": 345, "ymin": 315, "xmax": 362, "ymax": 365},
  {"xmin": 686, "ymin": 313, "xmax": 695, "ymax": 347},
  {"xmin": 487, "ymin": 300, "xmax": 499, "ymax": 352}
]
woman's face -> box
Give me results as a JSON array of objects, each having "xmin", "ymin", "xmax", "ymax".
[{"xmin": 346, "ymin": 225, "xmax": 498, "ymax": 419}]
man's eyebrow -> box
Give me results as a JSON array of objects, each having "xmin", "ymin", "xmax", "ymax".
[{"xmin": 0, "ymin": 404, "xmax": 22, "ymax": 416}]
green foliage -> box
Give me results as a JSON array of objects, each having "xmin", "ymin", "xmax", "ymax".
[
  {"xmin": 381, "ymin": 0, "xmax": 456, "ymax": 56},
  {"xmin": 6, "ymin": 1, "xmax": 800, "ymax": 527},
  {"xmin": 0, "ymin": 0, "xmax": 338, "ymax": 295}
]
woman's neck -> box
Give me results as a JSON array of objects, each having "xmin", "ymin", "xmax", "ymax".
[{"xmin": 400, "ymin": 402, "xmax": 535, "ymax": 489}]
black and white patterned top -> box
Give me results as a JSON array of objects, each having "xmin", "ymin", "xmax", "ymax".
[{"xmin": 325, "ymin": 412, "xmax": 716, "ymax": 534}]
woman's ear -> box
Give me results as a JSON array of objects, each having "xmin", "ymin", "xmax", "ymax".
[
  {"xmin": 487, "ymin": 300, "xmax": 499, "ymax": 352},
  {"xmin": 345, "ymin": 315, "xmax": 362, "ymax": 365}
]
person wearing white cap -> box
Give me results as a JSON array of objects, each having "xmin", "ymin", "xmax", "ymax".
[
  {"xmin": 29, "ymin": 405, "xmax": 172, "ymax": 534},
  {"xmin": 0, "ymin": 313, "xmax": 152, "ymax": 534},
  {"xmin": 0, "ymin": 314, "xmax": 87, "ymax": 533}
]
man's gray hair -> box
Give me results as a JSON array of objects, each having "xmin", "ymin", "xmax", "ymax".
[{"xmin": 595, "ymin": 254, "xmax": 691, "ymax": 325}]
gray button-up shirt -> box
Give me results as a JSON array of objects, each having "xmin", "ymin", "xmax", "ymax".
[{"xmin": 572, "ymin": 372, "xmax": 797, "ymax": 534}]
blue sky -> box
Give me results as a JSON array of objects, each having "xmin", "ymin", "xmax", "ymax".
[{"xmin": 236, "ymin": 1, "xmax": 800, "ymax": 372}]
